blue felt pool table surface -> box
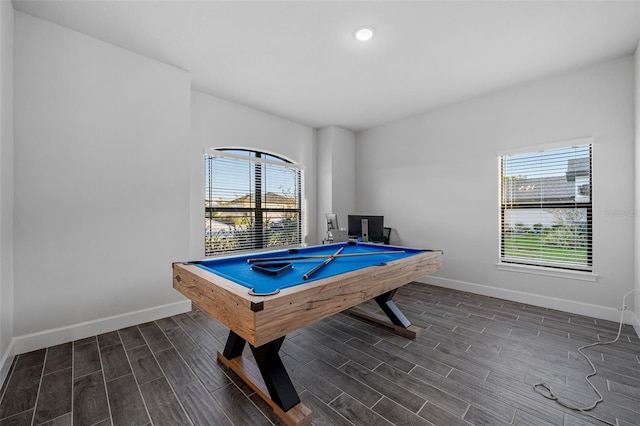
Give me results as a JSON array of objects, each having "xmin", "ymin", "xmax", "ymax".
[{"xmin": 194, "ymin": 242, "xmax": 425, "ymax": 295}]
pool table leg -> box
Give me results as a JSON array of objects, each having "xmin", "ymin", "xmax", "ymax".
[
  {"xmin": 349, "ymin": 289, "xmax": 422, "ymax": 339},
  {"xmin": 250, "ymin": 336, "xmax": 302, "ymax": 411},
  {"xmin": 221, "ymin": 329, "xmax": 247, "ymax": 359},
  {"xmin": 374, "ymin": 289, "xmax": 412, "ymax": 328},
  {"xmin": 218, "ymin": 331, "xmax": 311, "ymax": 425}
]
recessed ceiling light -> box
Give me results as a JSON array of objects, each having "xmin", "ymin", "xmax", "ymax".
[{"xmin": 355, "ymin": 26, "xmax": 375, "ymax": 42}]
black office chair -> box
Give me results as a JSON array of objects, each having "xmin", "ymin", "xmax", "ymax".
[{"xmin": 382, "ymin": 227, "xmax": 391, "ymax": 245}]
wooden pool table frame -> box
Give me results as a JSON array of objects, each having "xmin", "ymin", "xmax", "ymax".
[{"xmin": 173, "ymin": 245, "xmax": 443, "ymax": 425}]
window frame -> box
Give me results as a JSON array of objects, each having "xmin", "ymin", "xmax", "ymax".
[
  {"xmin": 498, "ymin": 138, "xmax": 593, "ymax": 273},
  {"xmin": 204, "ymin": 148, "xmax": 304, "ymax": 256}
]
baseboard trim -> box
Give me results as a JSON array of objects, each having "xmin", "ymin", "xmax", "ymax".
[
  {"xmin": 420, "ymin": 276, "xmax": 637, "ymax": 327},
  {"xmin": 10, "ymin": 300, "xmax": 192, "ymax": 357},
  {"xmin": 0, "ymin": 340, "xmax": 15, "ymax": 390},
  {"xmin": 631, "ymin": 311, "xmax": 640, "ymax": 339}
]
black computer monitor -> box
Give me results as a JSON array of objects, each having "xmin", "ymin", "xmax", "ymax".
[{"xmin": 348, "ymin": 215, "xmax": 384, "ymax": 242}]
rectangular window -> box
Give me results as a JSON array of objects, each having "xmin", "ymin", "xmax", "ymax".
[
  {"xmin": 499, "ymin": 142, "xmax": 592, "ymax": 271},
  {"xmin": 205, "ymin": 149, "xmax": 304, "ymax": 256}
]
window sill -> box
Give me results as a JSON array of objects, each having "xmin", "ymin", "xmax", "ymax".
[{"xmin": 496, "ymin": 262, "xmax": 598, "ymax": 282}]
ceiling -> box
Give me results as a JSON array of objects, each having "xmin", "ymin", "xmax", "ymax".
[{"xmin": 12, "ymin": 0, "xmax": 640, "ymax": 132}]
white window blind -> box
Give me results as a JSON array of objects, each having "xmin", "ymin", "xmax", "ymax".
[
  {"xmin": 499, "ymin": 143, "xmax": 592, "ymax": 271},
  {"xmin": 205, "ymin": 149, "xmax": 304, "ymax": 256}
]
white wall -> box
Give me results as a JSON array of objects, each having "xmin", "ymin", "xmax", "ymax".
[
  {"xmin": 317, "ymin": 125, "xmax": 355, "ymax": 238},
  {"xmin": 0, "ymin": 0, "xmax": 15, "ymax": 384},
  {"xmin": 635, "ymin": 42, "xmax": 640, "ymax": 334},
  {"xmin": 190, "ymin": 91, "xmax": 317, "ymax": 256},
  {"xmin": 12, "ymin": 12, "xmax": 191, "ymax": 352},
  {"xmin": 317, "ymin": 126, "xmax": 333, "ymax": 236},
  {"xmin": 357, "ymin": 56, "xmax": 635, "ymax": 322}
]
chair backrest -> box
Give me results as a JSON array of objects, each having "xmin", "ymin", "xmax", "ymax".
[{"xmin": 382, "ymin": 227, "xmax": 391, "ymax": 244}]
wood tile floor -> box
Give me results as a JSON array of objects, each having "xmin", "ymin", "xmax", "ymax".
[{"xmin": 1, "ymin": 283, "xmax": 639, "ymax": 426}]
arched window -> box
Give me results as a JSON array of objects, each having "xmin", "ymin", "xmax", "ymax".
[{"xmin": 204, "ymin": 148, "xmax": 304, "ymax": 255}]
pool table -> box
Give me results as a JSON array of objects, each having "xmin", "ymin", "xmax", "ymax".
[{"xmin": 173, "ymin": 242, "xmax": 443, "ymax": 425}]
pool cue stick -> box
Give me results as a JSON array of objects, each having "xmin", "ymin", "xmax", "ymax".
[
  {"xmin": 302, "ymin": 247, "xmax": 344, "ymax": 280},
  {"xmin": 246, "ymin": 250, "xmax": 405, "ymax": 264}
]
